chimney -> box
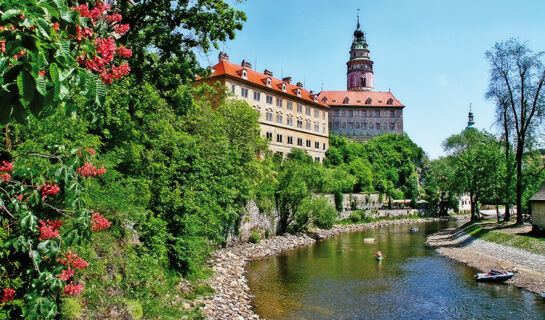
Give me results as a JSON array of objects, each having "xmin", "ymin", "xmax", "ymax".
[
  {"xmin": 296, "ymin": 82, "xmax": 304, "ymax": 88},
  {"xmin": 218, "ymin": 52, "xmax": 229, "ymax": 62},
  {"xmin": 264, "ymin": 69, "xmax": 273, "ymax": 77},
  {"xmin": 282, "ymin": 77, "xmax": 292, "ymax": 84},
  {"xmin": 241, "ymin": 60, "xmax": 252, "ymax": 69}
]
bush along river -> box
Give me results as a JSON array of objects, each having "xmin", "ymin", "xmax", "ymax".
[{"xmin": 246, "ymin": 221, "xmax": 545, "ymax": 320}]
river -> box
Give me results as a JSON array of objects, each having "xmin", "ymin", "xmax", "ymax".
[{"xmin": 246, "ymin": 221, "xmax": 545, "ymax": 319}]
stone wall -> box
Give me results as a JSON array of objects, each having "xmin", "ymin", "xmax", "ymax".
[{"xmin": 228, "ymin": 194, "xmax": 427, "ymax": 245}]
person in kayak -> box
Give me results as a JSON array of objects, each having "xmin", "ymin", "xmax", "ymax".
[{"xmin": 374, "ymin": 251, "xmax": 386, "ymax": 259}]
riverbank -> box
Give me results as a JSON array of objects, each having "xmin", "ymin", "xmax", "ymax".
[
  {"xmin": 202, "ymin": 217, "xmax": 448, "ymax": 320},
  {"xmin": 427, "ymin": 224, "xmax": 545, "ymax": 294}
]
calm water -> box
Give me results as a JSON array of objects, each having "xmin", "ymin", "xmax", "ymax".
[{"xmin": 247, "ymin": 221, "xmax": 545, "ymax": 320}]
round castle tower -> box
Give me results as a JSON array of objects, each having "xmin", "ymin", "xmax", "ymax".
[{"xmin": 346, "ymin": 15, "xmax": 374, "ymax": 91}]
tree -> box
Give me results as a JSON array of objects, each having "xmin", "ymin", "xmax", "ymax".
[
  {"xmin": 485, "ymin": 38, "xmax": 545, "ymax": 224},
  {"xmin": 443, "ymin": 129, "xmax": 504, "ymax": 221},
  {"xmin": 425, "ymin": 157, "xmax": 459, "ymax": 215},
  {"xmin": 116, "ymin": 0, "xmax": 246, "ymax": 103}
]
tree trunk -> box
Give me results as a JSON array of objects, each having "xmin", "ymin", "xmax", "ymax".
[
  {"xmin": 503, "ymin": 115, "xmax": 511, "ymax": 222},
  {"xmin": 496, "ymin": 205, "xmax": 500, "ymax": 223},
  {"xmin": 515, "ymin": 141, "xmax": 524, "ymax": 224},
  {"xmin": 470, "ymin": 193, "xmax": 477, "ymax": 221}
]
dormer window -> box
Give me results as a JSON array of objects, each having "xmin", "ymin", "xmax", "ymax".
[
  {"xmin": 297, "ymin": 88, "xmax": 301, "ymax": 97},
  {"xmin": 387, "ymin": 98, "xmax": 394, "ymax": 105},
  {"xmin": 313, "ymin": 95, "xmax": 318, "ymax": 102},
  {"xmin": 241, "ymin": 69, "xmax": 247, "ymax": 79},
  {"xmin": 266, "ymin": 77, "xmax": 271, "ymax": 87},
  {"xmin": 365, "ymin": 98, "xmax": 372, "ymax": 104},
  {"xmin": 343, "ymin": 97, "xmax": 350, "ymax": 104},
  {"xmin": 282, "ymin": 83, "xmax": 287, "ymax": 92},
  {"xmin": 321, "ymin": 97, "xmax": 328, "ymax": 103}
]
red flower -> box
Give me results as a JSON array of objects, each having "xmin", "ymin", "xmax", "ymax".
[
  {"xmin": 38, "ymin": 219, "xmax": 63, "ymax": 240},
  {"xmin": 91, "ymin": 212, "xmax": 110, "ymax": 231},
  {"xmin": 17, "ymin": 14, "xmax": 25, "ymax": 20},
  {"xmin": 63, "ymin": 282, "xmax": 83, "ymax": 296},
  {"xmin": 114, "ymin": 24, "xmax": 130, "ymax": 35},
  {"xmin": 1, "ymin": 288, "xmax": 15, "ymax": 303},
  {"xmin": 0, "ymin": 173, "xmax": 10, "ymax": 183},
  {"xmin": 51, "ymin": 22, "xmax": 60, "ymax": 31},
  {"xmin": 117, "ymin": 45, "xmax": 132, "ymax": 58},
  {"xmin": 95, "ymin": 37, "xmax": 116, "ymax": 63},
  {"xmin": 58, "ymin": 268, "xmax": 75, "ymax": 281},
  {"xmin": 0, "ymin": 160, "xmax": 13, "ymax": 172},
  {"xmin": 0, "ymin": 39, "xmax": 5, "ymax": 54},
  {"xmin": 77, "ymin": 162, "xmax": 106, "ymax": 178},
  {"xmin": 13, "ymin": 50, "xmax": 26, "ymax": 61},
  {"xmin": 38, "ymin": 70, "xmax": 47, "ymax": 77},
  {"xmin": 59, "ymin": 251, "xmax": 88, "ymax": 269},
  {"xmin": 39, "ymin": 183, "xmax": 60, "ymax": 199},
  {"xmin": 14, "ymin": 194, "xmax": 23, "ymax": 201},
  {"xmin": 85, "ymin": 148, "xmax": 96, "ymax": 155},
  {"xmin": 106, "ymin": 14, "xmax": 122, "ymax": 23}
]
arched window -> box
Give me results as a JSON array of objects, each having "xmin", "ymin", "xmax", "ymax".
[
  {"xmin": 343, "ymin": 97, "xmax": 350, "ymax": 104},
  {"xmin": 387, "ymin": 98, "xmax": 394, "ymax": 105},
  {"xmin": 365, "ymin": 98, "xmax": 372, "ymax": 104},
  {"xmin": 362, "ymin": 76, "xmax": 366, "ymax": 87},
  {"xmin": 241, "ymin": 69, "xmax": 247, "ymax": 79}
]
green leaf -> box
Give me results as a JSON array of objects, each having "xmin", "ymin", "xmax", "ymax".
[
  {"xmin": 1, "ymin": 9, "xmax": 21, "ymax": 21},
  {"xmin": 41, "ymin": 3, "xmax": 60, "ymax": 19},
  {"xmin": 49, "ymin": 63, "xmax": 60, "ymax": 84},
  {"xmin": 58, "ymin": 38, "xmax": 70, "ymax": 57},
  {"xmin": 35, "ymin": 18, "xmax": 51, "ymax": 40},
  {"xmin": 36, "ymin": 75, "xmax": 47, "ymax": 96},
  {"xmin": 95, "ymin": 77, "xmax": 106, "ymax": 105},
  {"xmin": 17, "ymin": 70, "xmax": 35, "ymax": 103}
]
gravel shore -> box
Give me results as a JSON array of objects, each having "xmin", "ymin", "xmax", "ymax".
[
  {"xmin": 427, "ymin": 226, "xmax": 545, "ymax": 294},
  {"xmin": 202, "ymin": 218, "xmax": 446, "ymax": 320}
]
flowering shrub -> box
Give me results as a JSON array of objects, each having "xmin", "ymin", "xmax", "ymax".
[
  {"xmin": 0, "ymin": 148, "xmax": 110, "ymax": 319},
  {"xmin": 0, "ymin": 0, "xmax": 132, "ymax": 123}
]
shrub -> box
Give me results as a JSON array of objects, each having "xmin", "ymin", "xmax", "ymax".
[
  {"xmin": 350, "ymin": 212, "xmax": 361, "ymax": 223},
  {"xmin": 334, "ymin": 191, "xmax": 344, "ymax": 212},
  {"xmin": 312, "ymin": 197, "xmax": 337, "ymax": 229},
  {"xmin": 264, "ymin": 229, "xmax": 271, "ymax": 238},
  {"xmin": 60, "ymin": 298, "xmax": 82, "ymax": 320},
  {"xmin": 249, "ymin": 231, "xmax": 261, "ymax": 243},
  {"xmin": 124, "ymin": 299, "xmax": 143, "ymax": 320}
]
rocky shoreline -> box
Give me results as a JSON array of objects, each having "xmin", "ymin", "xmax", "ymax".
[
  {"xmin": 201, "ymin": 217, "xmax": 447, "ymax": 320},
  {"xmin": 427, "ymin": 226, "xmax": 545, "ymax": 295}
]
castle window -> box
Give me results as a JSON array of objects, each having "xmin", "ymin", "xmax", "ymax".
[
  {"xmin": 287, "ymin": 118, "xmax": 293, "ymax": 126},
  {"xmin": 297, "ymin": 138, "xmax": 303, "ymax": 146},
  {"xmin": 297, "ymin": 88, "xmax": 301, "ymax": 97},
  {"xmin": 305, "ymin": 107, "xmax": 311, "ymax": 116},
  {"xmin": 266, "ymin": 78, "xmax": 271, "ymax": 87},
  {"xmin": 365, "ymin": 98, "xmax": 372, "ymax": 104},
  {"xmin": 253, "ymin": 91, "xmax": 261, "ymax": 101},
  {"xmin": 387, "ymin": 98, "xmax": 394, "ymax": 105},
  {"xmin": 335, "ymin": 110, "xmax": 339, "ymax": 116},
  {"xmin": 297, "ymin": 120, "xmax": 303, "ymax": 128},
  {"xmin": 342, "ymin": 122, "xmax": 346, "ymax": 129},
  {"xmin": 322, "ymin": 112, "xmax": 326, "ymax": 120},
  {"xmin": 363, "ymin": 122, "xmax": 367, "ymax": 129},
  {"xmin": 306, "ymin": 140, "xmax": 311, "ymax": 147},
  {"xmin": 322, "ymin": 126, "xmax": 326, "ymax": 133},
  {"xmin": 266, "ymin": 112, "xmax": 273, "ymax": 121},
  {"xmin": 315, "ymin": 141, "xmax": 320, "ymax": 149},
  {"xmin": 362, "ymin": 110, "xmax": 367, "ymax": 117},
  {"xmin": 323, "ymin": 143, "xmax": 326, "ymax": 150},
  {"xmin": 306, "ymin": 122, "xmax": 311, "ymax": 130},
  {"xmin": 343, "ymin": 97, "xmax": 350, "ymax": 104},
  {"xmin": 241, "ymin": 87, "xmax": 248, "ymax": 98},
  {"xmin": 390, "ymin": 111, "xmax": 395, "ymax": 117},
  {"xmin": 276, "ymin": 98, "xmax": 283, "ymax": 107},
  {"xmin": 288, "ymin": 136, "xmax": 293, "ymax": 144},
  {"xmin": 231, "ymin": 84, "xmax": 236, "ymax": 94},
  {"xmin": 297, "ymin": 104, "xmax": 303, "ymax": 113},
  {"xmin": 276, "ymin": 115, "xmax": 283, "ymax": 124},
  {"xmin": 242, "ymin": 69, "xmax": 247, "ymax": 79},
  {"xmin": 390, "ymin": 123, "xmax": 395, "ymax": 130},
  {"xmin": 266, "ymin": 95, "xmax": 273, "ymax": 104},
  {"xmin": 266, "ymin": 132, "xmax": 272, "ymax": 139},
  {"xmin": 282, "ymin": 83, "xmax": 287, "ymax": 92},
  {"xmin": 287, "ymin": 101, "xmax": 293, "ymax": 110},
  {"xmin": 276, "ymin": 134, "xmax": 282, "ymax": 143},
  {"xmin": 314, "ymin": 110, "xmax": 319, "ymax": 118},
  {"xmin": 315, "ymin": 124, "xmax": 319, "ymax": 132},
  {"xmin": 376, "ymin": 123, "xmax": 380, "ymax": 130},
  {"xmin": 349, "ymin": 110, "xmax": 353, "ymax": 117},
  {"xmin": 356, "ymin": 122, "xmax": 360, "ymax": 129}
]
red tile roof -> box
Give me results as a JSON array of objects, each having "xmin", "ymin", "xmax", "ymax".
[
  {"xmin": 318, "ymin": 91, "xmax": 404, "ymax": 108},
  {"xmin": 207, "ymin": 60, "xmax": 329, "ymax": 108}
]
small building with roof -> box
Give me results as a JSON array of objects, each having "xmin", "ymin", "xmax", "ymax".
[{"xmin": 529, "ymin": 182, "xmax": 545, "ymax": 235}]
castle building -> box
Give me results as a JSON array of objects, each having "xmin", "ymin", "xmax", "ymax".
[
  {"xmin": 318, "ymin": 17, "xmax": 405, "ymax": 142},
  {"xmin": 204, "ymin": 53, "xmax": 330, "ymax": 162}
]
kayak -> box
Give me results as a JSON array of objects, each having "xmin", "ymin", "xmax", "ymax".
[
  {"xmin": 410, "ymin": 226, "xmax": 419, "ymax": 233},
  {"xmin": 376, "ymin": 256, "xmax": 384, "ymax": 261},
  {"xmin": 473, "ymin": 270, "xmax": 514, "ymax": 282}
]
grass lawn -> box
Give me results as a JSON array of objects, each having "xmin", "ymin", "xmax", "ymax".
[{"xmin": 463, "ymin": 223, "xmax": 545, "ymax": 255}]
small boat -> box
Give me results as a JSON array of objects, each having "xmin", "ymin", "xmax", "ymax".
[
  {"xmin": 363, "ymin": 238, "xmax": 375, "ymax": 243},
  {"xmin": 540, "ymin": 293, "xmax": 545, "ymax": 299},
  {"xmin": 473, "ymin": 269, "xmax": 514, "ymax": 282},
  {"xmin": 410, "ymin": 226, "xmax": 419, "ymax": 233},
  {"xmin": 376, "ymin": 256, "xmax": 384, "ymax": 261}
]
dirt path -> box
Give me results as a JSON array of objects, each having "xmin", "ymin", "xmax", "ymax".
[{"xmin": 427, "ymin": 227, "xmax": 545, "ymax": 294}]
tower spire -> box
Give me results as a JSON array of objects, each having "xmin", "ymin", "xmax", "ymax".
[
  {"xmin": 466, "ymin": 103, "xmax": 475, "ymax": 129},
  {"xmin": 347, "ymin": 11, "xmax": 373, "ymax": 91}
]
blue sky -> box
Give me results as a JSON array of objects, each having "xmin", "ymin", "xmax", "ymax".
[{"xmin": 197, "ymin": 0, "xmax": 545, "ymax": 159}]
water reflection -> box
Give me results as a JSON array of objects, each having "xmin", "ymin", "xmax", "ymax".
[{"xmin": 247, "ymin": 221, "xmax": 545, "ymax": 320}]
